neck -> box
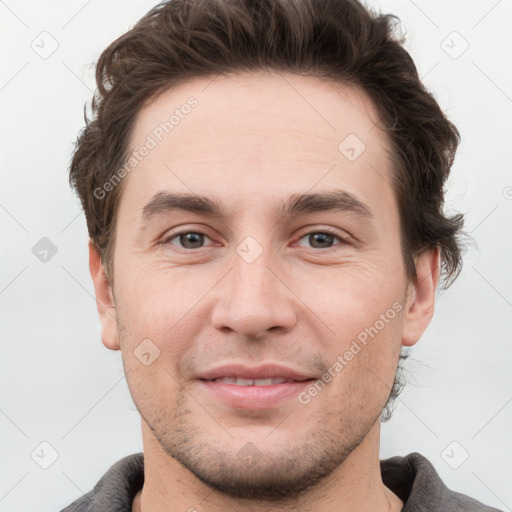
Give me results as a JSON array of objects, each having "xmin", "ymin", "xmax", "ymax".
[{"xmin": 134, "ymin": 419, "xmax": 403, "ymax": 512}]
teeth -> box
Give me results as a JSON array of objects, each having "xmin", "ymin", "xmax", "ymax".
[
  {"xmin": 213, "ymin": 377, "xmax": 289, "ymax": 386},
  {"xmin": 235, "ymin": 378, "xmax": 254, "ymax": 386},
  {"xmin": 216, "ymin": 377, "xmax": 237, "ymax": 384},
  {"xmin": 254, "ymin": 378, "xmax": 286, "ymax": 386}
]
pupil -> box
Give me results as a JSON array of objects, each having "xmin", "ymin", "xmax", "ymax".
[
  {"xmin": 311, "ymin": 233, "xmax": 333, "ymax": 248},
  {"xmin": 181, "ymin": 233, "xmax": 203, "ymax": 248}
]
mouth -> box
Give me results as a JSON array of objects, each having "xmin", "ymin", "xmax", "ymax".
[
  {"xmin": 209, "ymin": 377, "xmax": 303, "ymax": 386},
  {"xmin": 197, "ymin": 364, "xmax": 316, "ymax": 409}
]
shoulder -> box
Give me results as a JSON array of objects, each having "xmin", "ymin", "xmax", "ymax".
[
  {"xmin": 59, "ymin": 453, "xmax": 144, "ymax": 512},
  {"xmin": 381, "ymin": 452, "xmax": 503, "ymax": 512}
]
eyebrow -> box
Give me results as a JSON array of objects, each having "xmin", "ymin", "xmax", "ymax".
[{"xmin": 141, "ymin": 189, "xmax": 374, "ymax": 223}]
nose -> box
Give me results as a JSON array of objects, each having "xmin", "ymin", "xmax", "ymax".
[{"xmin": 210, "ymin": 242, "xmax": 298, "ymax": 340}]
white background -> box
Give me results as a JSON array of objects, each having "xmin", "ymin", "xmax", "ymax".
[{"xmin": 1, "ymin": 0, "xmax": 511, "ymax": 510}]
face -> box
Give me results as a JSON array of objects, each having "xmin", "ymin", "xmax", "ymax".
[{"xmin": 92, "ymin": 71, "xmax": 436, "ymax": 499}]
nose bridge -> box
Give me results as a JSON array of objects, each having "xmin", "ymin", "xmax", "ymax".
[
  {"xmin": 210, "ymin": 235, "xmax": 297, "ymax": 338},
  {"xmin": 234, "ymin": 239, "xmax": 274, "ymax": 299},
  {"xmin": 232, "ymin": 235, "xmax": 279, "ymax": 312}
]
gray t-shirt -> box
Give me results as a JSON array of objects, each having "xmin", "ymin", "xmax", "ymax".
[{"xmin": 60, "ymin": 452, "xmax": 503, "ymax": 511}]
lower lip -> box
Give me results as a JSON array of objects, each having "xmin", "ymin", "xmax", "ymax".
[{"xmin": 199, "ymin": 380, "xmax": 314, "ymax": 409}]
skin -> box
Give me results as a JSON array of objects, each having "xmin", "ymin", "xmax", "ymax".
[{"xmin": 89, "ymin": 71, "xmax": 440, "ymax": 512}]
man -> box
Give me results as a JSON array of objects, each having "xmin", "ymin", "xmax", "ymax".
[{"xmin": 61, "ymin": 0, "xmax": 501, "ymax": 510}]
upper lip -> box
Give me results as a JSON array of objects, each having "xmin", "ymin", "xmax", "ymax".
[{"xmin": 197, "ymin": 364, "xmax": 314, "ymax": 382}]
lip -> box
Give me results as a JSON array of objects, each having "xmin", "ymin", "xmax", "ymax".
[
  {"xmin": 197, "ymin": 363, "xmax": 314, "ymax": 382},
  {"xmin": 196, "ymin": 363, "xmax": 316, "ymax": 410}
]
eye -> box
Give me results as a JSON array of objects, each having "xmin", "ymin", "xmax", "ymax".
[
  {"xmin": 296, "ymin": 230, "xmax": 347, "ymax": 250},
  {"xmin": 162, "ymin": 228, "xmax": 348, "ymax": 251},
  {"xmin": 164, "ymin": 230, "xmax": 213, "ymax": 250}
]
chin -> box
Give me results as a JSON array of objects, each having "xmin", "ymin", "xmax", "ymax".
[{"xmin": 156, "ymin": 423, "xmax": 359, "ymax": 500}]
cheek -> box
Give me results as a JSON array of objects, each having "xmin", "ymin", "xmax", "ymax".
[
  {"xmin": 294, "ymin": 257, "xmax": 405, "ymax": 333},
  {"xmin": 121, "ymin": 353, "xmax": 182, "ymax": 428},
  {"xmin": 116, "ymin": 258, "xmax": 185, "ymax": 322},
  {"xmin": 318, "ymin": 309, "xmax": 404, "ymax": 416},
  {"xmin": 296, "ymin": 258, "xmax": 405, "ymax": 390},
  {"xmin": 114, "ymin": 260, "xmax": 218, "ymax": 362}
]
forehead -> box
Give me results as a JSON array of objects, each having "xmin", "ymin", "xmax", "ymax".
[
  {"xmin": 120, "ymin": 71, "xmax": 394, "ymax": 223},
  {"xmin": 131, "ymin": 71, "xmax": 387, "ymax": 161}
]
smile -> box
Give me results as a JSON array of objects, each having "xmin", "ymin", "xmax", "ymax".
[{"xmin": 211, "ymin": 377, "xmax": 293, "ymax": 386}]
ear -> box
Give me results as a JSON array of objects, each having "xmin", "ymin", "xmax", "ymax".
[
  {"xmin": 89, "ymin": 240, "xmax": 120, "ymax": 351},
  {"xmin": 402, "ymin": 246, "xmax": 441, "ymax": 347}
]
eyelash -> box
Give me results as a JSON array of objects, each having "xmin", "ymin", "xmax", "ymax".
[{"xmin": 161, "ymin": 228, "xmax": 348, "ymax": 252}]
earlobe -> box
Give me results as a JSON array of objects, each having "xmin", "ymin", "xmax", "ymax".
[
  {"xmin": 402, "ymin": 246, "xmax": 441, "ymax": 347},
  {"xmin": 88, "ymin": 240, "xmax": 120, "ymax": 351}
]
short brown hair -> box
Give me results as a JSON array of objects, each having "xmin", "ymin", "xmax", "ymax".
[{"xmin": 69, "ymin": 0, "xmax": 465, "ymax": 420}]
